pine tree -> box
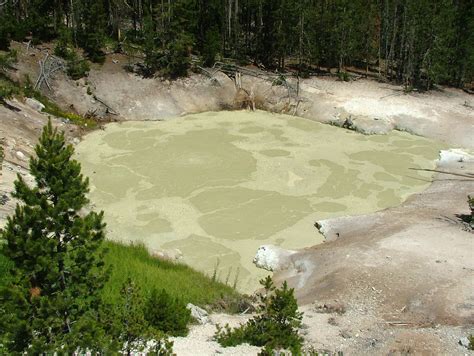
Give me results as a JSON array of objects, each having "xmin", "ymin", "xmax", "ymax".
[
  {"xmin": 215, "ymin": 276, "xmax": 303, "ymax": 354},
  {"xmin": 143, "ymin": 13, "xmax": 161, "ymax": 76},
  {"xmin": 77, "ymin": 0, "xmax": 106, "ymax": 63},
  {"xmin": 197, "ymin": 0, "xmax": 222, "ymax": 66},
  {"xmin": 145, "ymin": 288, "xmax": 191, "ymax": 337},
  {"xmin": 114, "ymin": 278, "xmax": 173, "ymax": 355},
  {"xmin": 163, "ymin": 32, "xmax": 193, "ymax": 78},
  {"xmin": 117, "ymin": 278, "xmax": 149, "ymax": 354},
  {"xmin": 0, "ymin": 119, "xmax": 109, "ymax": 353}
]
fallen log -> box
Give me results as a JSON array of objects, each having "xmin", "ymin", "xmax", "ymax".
[{"xmin": 92, "ymin": 95, "xmax": 119, "ymax": 116}]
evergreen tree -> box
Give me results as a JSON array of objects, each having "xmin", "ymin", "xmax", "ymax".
[
  {"xmin": 451, "ymin": 0, "xmax": 474, "ymax": 86},
  {"xmin": 117, "ymin": 278, "xmax": 149, "ymax": 354},
  {"xmin": 77, "ymin": 0, "xmax": 106, "ymax": 62},
  {"xmin": 114, "ymin": 278, "xmax": 173, "ymax": 355},
  {"xmin": 201, "ymin": 28, "xmax": 221, "ymax": 66},
  {"xmin": 163, "ymin": 32, "xmax": 193, "ymax": 78},
  {"xmin": 0, "ymin": 120, "xmax": 109, "ymax": 353},
  {"xmin": 145, "ymin": 288, "xmax": 191, "ymax": 337},
  {"xmin": 27, "ymin": 0, "xmax": 56, "ymax": 42},
  {"xmin": 0, "ymin": 0, "xmax": 472, "ymax": 88},
  {"xmin": 143, "ymin": 13, "xmax": 161, "ymax": 76},
  {"xmin": 424, "ymin": 0, "xmax": 457, "ymax": 89},
  {"xmin": 197, "ymin": 0, "xmax": 222, "ymax": 66},
  {"xmin": 215, "ymin": 276, "xmax": 303, "ymax": 354}
]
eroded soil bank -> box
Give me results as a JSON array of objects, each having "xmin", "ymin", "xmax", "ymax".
[{"xmin": 75, "ymin": 110, "xmax": 442, "ymax": 291}]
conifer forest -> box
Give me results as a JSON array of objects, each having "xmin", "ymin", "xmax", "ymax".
[{"xmin": 0, "ymin": 0, "xmax": 472, "ymax": 88}]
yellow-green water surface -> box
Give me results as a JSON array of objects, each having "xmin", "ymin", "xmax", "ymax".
[{"xmin": 75, "ymin": 111, "xmax": 442, "ymax": 292}]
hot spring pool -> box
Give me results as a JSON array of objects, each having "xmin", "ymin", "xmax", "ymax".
[{"xmin": 75, "ymin": 110, "xmax": 442, "ymax": 291}]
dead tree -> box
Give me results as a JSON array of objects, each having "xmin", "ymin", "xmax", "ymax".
[{"xmin": 34, "ymin": 53, "xmax": 65, "ymax": 91}]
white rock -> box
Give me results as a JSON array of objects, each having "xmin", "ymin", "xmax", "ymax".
[
  {"xmin": 25, "ymin": 97, "xmax": 45, "ymax": 112},
  {"xmin": 16, "ymin": 151, "xmax": 26, "ymax": 161},
  {"xmin": 253, "ymin": 245, "xmax": 297, "ymax": 271},
  {"xmin": 459, "ymin": 336, "xmax": 471, "ymax": 348},
  {"xmin": 186, "ymin": 303, "xmax": 209, "ymax": 324},
  {"xmin": 151, "ymin": 248, "xmax": 183, "ymax": 261},
  {"xmin": 439, "ymin": 149, "xmax": 474, "ymax": 163}
]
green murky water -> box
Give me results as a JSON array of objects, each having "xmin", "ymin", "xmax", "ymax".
[{"xmin": 75, "ymin": 111, "xmax": 442, "ymax": 292}]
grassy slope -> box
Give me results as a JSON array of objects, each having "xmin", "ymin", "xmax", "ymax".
[
  {"xmin": 103, "ymin": 241, "xmax": 239, "ymax": 307},
  {"xmin": 0, "ymin": 241, "xmax": 239, "ymax": 308}
]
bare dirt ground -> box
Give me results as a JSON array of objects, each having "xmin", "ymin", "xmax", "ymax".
[
  {"xmin": 1, "ymin": 41, "xmax": 473, "ymax": 354},
  {"xmin": 297, "ymin": 77, "xmax": 474, "ymax": 149}
]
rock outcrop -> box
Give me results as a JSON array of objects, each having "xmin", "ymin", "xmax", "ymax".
[{"xmin": 253, "ymin": 245, "xmax": 297, "ymax": 272}]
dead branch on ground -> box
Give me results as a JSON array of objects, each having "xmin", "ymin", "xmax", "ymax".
[
  {"xmin": 34, "ymin": 53, "xmax": 65, "ymax": 91},
  {"xmin": 92, "ymin": 95, "xmax": 119, "ymax": 115},
  {"xmin": 409, "ymin": 168, "xmax": 474, "ymax": 179}
]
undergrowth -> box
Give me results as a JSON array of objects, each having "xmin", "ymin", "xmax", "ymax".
[
  {"xmin": 215, "ymin": 276, "xmax": 303, "ymax": 354},
  {"xmin": 0, "ymin": 241, "xmax": 240, "ymax": 311},
  {"xmin": 0, "ymin": 50, "xmax": 19, "ymax": 99},
  {"xmin": 0, "ymin": 77, "xmax": 19, "ymax": 99},
  {"xmin": 101, "ymin": 241, "xmax": 240, "ymax": 310},
  {"xmin": 22, "ymin": 78, "xmax": 97, "ymax": 128}
]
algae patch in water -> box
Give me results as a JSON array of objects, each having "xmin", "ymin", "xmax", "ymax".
[{"xmin": 75, "ymin": 110, "xmax": 442, "ymax": 292}]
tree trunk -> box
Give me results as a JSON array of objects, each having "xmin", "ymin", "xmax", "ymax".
[{"xmin": 234, "ymin": 0, "xmax": 239, "ymax": 55}]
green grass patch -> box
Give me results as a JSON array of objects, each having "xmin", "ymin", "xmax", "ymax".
[
  {"xmin": 0, "ymin": 77, "xmax": 20, "ymax": 99},
  {"xmin": 103, "ymin": 241, "xmax": 240, "ymax": 309},
  {"xmin": 24, "ymin": 88, "xmax": 97, "ymax": 129},
  {"xmin": 0, "ymin": 74, "xmax": 96, "ymax": 129},
  {"xmin": 0, "ymin": 241, "xmax": 240, "ymax": 309}
]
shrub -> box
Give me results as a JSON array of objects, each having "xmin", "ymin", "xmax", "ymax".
[
  {"xmin": 272, "ymin": 74, "xmax": 287, "ymax": 86},
  {"xmin": 215, "ymin": 276, "xmax": 303, "ymax": 354},
  {"xmin": 337, "ymin": 71, "xmax": 350, "ymax": 82},
  {"xmin": 111, "ymin": 278, "xmax": 174, "ymax": 355},
  {"xmin": 66, "ymin": 53, "xmax": 90, "ymax": 80},
  {"xmin": 53, "ymin": 31, "xmax": 90, "ymax": 81},
  {"xmin": 54, "ymin": 29, "xmax": 74, "ymax": 60},
  {"xmin": 0, "ymin": 79, "xmax": 19, "ymax": 100},
  {"xmin": 0, "ymin": 50, "xmax": 17, "ymax": 74},
  {"xmin": 0, "ymin": 50, "xmax": 19, "ymax": 100},
  {"xmin": 145, "ymin": 289, "xmax": 191, "ymax": 336}
]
